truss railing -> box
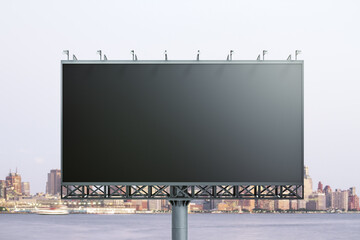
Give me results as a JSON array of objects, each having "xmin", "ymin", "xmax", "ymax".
[{"xmin": 61, "ymin": 185, "xmax": 303, "ymax": 200}]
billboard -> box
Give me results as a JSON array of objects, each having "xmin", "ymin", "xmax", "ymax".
[{"xmin": 62, "ymin": 61, "xmax": 303, "ymax": 185}]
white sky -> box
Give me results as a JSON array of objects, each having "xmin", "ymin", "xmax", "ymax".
[{"xmin": 0, "ymin": 0, "xmax": 359, "ymax": 194}]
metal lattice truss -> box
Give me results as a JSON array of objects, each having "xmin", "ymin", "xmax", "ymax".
[{"xmin": 61, "ymin": 185, "xmax": 303, "ymax": 200}]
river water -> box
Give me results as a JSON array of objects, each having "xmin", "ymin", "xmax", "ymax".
[{"xmin": 1, "ymin": 213, "xmax": 360, "ymax": 240}]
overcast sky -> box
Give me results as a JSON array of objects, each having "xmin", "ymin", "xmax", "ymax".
[{"xmin": 0, "ymin": 0, "xmax": 359, "ymax": 194}]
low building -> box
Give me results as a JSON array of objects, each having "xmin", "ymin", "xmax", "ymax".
[
  {"xmin": 189, "ymin": 203, "xmax": 203, "ymax": 212},
  {"xmin": 256, "ymin": 199, "xmax": 275, "ymax": 211},
  {"xmin": 306, "ymin": 193, "xmax": 326, "ymax": 210},
  {"xmin": 22, "ymin": 182, "xmax": 30, "ymax": 196},
  {"xmin": 275, "ymin": 200, "xmax": 290, "ymax": 211}
]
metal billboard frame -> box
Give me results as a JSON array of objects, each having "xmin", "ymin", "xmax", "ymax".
[{"xmin": 61, "ymin": 60, "xmax": 304, "ymax": 193}]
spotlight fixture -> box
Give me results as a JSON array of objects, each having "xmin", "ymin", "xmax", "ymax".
[
  {"xmin": 263, "ymin": 50, "xmax": 268, "ymax": 60},
  {"xmin": 227, "ymin": 50, "xmax": 234, "ymax": 61},
  {"xmin": 97, "ymin": 50, "xmax": 102, "ymax": 60},
  {"xmin": 63, "ymin": 50, "xmax": 69, "ymax": 60},
  {"xmin": 131, "ymin": 50, "xmax": 138, "ymax": 61}
]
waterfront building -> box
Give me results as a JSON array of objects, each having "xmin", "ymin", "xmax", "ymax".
[
  {"xmin": 46, "ymin": 169, "xmax": 61, "ymax": 195},
  {"xmin": 289, "ymin": 200, "xmax": 298, "ymax": 210},
  {"xmin": 4, "ymin": 186, "xmax": 18, "ymax": 200},
  {"xmin": 0, "ymin": 180, "xmax": 5, "ymax": 199},
  {"xmin": 21, "ymin": 182, "xmax": 30, "ymax": 196},
  {"xmin": 306, "ymin": 193, "xmax": 326, "ymax": 210},
  {"xmin": 203, "ymin": 199, "xmax": 216, "ymax": 211},
  {"xmin": 189, "ymin": 203, "xmax": 203, "ymax": 212},
  {"xmin": 297, "ymin": 200, "xmax": 306, "ymax": 210},
  {"xmin": 141, "ymin": 200, "xmax": 149, "ymax": 211},
  {"xmin": 317, "ymin": 181, "xmax": 323, "ymax": 193},
  {"xmin": 213, "ymin": 199, "xmax": 223, "ymax": 210},
  {"xmin": 216, "ymin": 200, "xmax": 241, "ymax": 211},
  {"xmin": 304, "ymin": 166, "xmax": 313, "ymax": 200},
  {"xmin": 306, "ymin": 200, "xmax": 316, "ymax": 211},
  {"xmin": 275, "ymin": 200, "xmax": 290, "ymax": 211},
  {"xmin": 331, "ymin": 189, "xmax": 348, "ymax": 211},
  {"xmin": 148, "ymin": 200, "xmax": 162, "ymax": 211},
  {"xmin": 348, "ymin": 187, "xmax": 359, "ymax": 211},
  {"xmin": 256, "ymin": 199, "xmax": 275, "ymax": 211},
  {"xmin": 5, "ymin": 170, "xmax": 22, "ymax": 195},
  {"xmin": 129, "ymin": 200, "xmax": 142, "ymax": 210},
  {"xmin": 324, "ymin": 185, "xmax": 332, "ymax": 209},
  {"xmin": 217, "ymin": 202, "xmax": 229, "ymax": 211},
  {"xmin": 239, "ymin": 199, "xmax": 255, "ymax": 212},
  {"xmin": 161, "ymin": 199, "xmax": 170, "ymax": 211},
  {"xmin": 217, "ymin": 202, "xmax": 236, "ymax": 211},
  {"xmin": 348, "ymin": 195, "xmax": 360, "ymax": 211},
  {"xmin": 349, "ymin": 187, "xmax": 356, "ymax": 196}
]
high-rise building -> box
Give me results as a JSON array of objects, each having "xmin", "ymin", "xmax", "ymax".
[
  {"xmin": 46, "ymin": 169, "xmax": 61, "ymax": 195},
  {"xmin": 5, "ymin": 170, "xmax": 22, "ymax": 195},
  {"xmin": 304, "ymin": 166, "xmax": 313, "ymax": 200},
  {"xmin": 348, "ymin": 195, "xmax": 360, "ymax": 211},
  {"xmin": 349, "ymin": 187, "xmax": 356, "ymax": 196},
  {"xmin": 21, "ymin": 182, "xmax": 30, "ymax": 196},
  {"xmin": 324, "ymin": 185, "xmax": 332, "ymax": 194},
  {"xmin": 331, "ymin": 189, "xmax": 348, "ymax": 211},
  {"xmin": 348, "ymin": 187, "xmax": 359, "ymax": 211},
  {"xmin": 317, "ymin": 181, "xmax": 323, "ymax": 193},
  {"xmin": 324, "ymin": 185, "xmax": 332, "ymax": 209}
]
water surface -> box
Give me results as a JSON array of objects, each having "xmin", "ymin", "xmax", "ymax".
[{"xmin": 1, "ymin": 213, "xmax": 359, "ymax": 240}]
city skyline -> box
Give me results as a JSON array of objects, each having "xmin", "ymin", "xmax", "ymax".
[
  {"xmin": 2, "ymin": 161, "xmax": 359, "ymax": 196},
  {"xmin": 1, "ymin": 165, "xmax": 359, "ymax": 213},
  {"xmin": 0, "ymin": 165, "xmax": 357, "ymax": 197}
]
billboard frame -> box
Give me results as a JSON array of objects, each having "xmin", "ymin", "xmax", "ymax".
[{"xmin": 61, "ymin": 60, "xmax": 304, "ymax": 198}]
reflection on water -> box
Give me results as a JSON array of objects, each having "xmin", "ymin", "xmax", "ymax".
[{"xmin": 1, "ymin": 213, "xmax": 360, "ymax": 240}]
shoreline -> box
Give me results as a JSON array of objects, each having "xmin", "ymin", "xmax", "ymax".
[{"xmin": 1, "ymin": 210, "xmax": 360, "ymax": 215}]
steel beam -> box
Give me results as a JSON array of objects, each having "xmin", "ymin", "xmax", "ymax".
[{"xmin": 61, "ymin": 184, "xmax": 303, "ymax": 200}]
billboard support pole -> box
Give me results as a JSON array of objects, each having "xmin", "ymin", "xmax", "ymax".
[{"xmin": 170, "ymin": 200, "xmax": 190, "ymax": 240}]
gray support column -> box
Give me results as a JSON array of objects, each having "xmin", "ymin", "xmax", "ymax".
[{"xmin": 169, "ymin": 200, "xmax": 190, "ymax": 240}]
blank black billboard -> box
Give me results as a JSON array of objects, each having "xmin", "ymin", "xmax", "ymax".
[{"xmin": 62, "ymin": 62, "xmax": 303, "ymax": 185}]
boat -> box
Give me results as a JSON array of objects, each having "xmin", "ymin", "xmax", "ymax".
[{"xmin": 36, "ymin": 207, "xmax": 69, "ymax": 215}]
